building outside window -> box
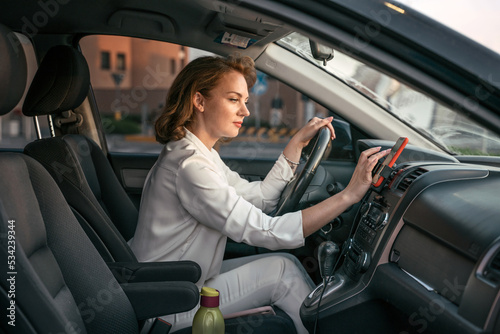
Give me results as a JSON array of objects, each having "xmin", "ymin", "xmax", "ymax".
[
  {"xmin": 170, "ymin": 58, "xmax": 176, "ymax": 75},
  {"xmin": 116, "ymin": 53, "xmax": 126, "ymax": 71},
  {"xmin": 101, "ymin": 51, "xmax": 110, "ymax": 70}
]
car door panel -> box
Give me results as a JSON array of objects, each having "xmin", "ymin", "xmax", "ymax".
[
  {"xmin": 108, "ymin": 152, "xmax": 158, "ymax": 209},
  {"xmin": 109, "ymin": 152, "xmax": 357, "ymax": 204}
]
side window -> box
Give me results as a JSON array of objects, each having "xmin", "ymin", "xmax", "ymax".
[
  {"xmin": 79, "ymin": 35, "xmax": 353, "ymax": 161},
  {"xmin": 217, "ymin": 74, "xmax": 353, "ymax": 161},
  {"xmin": 80, "ymin": 35, "xmax": 177, "ymax": 153},
  {"xmin": 0, "ymin": 33, "xmax": 48, "ymax": 150}
]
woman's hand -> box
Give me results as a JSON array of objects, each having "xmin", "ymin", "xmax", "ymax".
[
  {"xmin": 343, "ymin": 147, "xmax": 390, "ymax": 203},
  {"xmin": 292, "ymin": 116, "xmax": 335, "ymax": 148},
  {"xmin": 282, "ymin": 117, "xmax": 336, "ymax": 164},
  {"xmin": 301, "ymin": 146, "xmax": 390, "ymax": 237}
]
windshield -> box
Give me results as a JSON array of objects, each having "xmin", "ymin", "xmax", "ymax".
[{"xmin": 277, "ymin": 32, "xmax": 500, "ymax": 156}]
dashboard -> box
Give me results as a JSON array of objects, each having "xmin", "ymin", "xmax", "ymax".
[{"xmin": 300, "ymin": 141, "xmax": 500, "ymax": 333}]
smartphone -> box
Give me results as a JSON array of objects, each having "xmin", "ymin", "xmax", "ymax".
[{"xmin": 372, "ymin": 137, "xmax": 408, "ymax": 187}]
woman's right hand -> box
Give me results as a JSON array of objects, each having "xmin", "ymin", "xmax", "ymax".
[
  {"xmin": 301, "ymin": 146, "xmax": 390, "ymax": 237},
  {"xmin": 343, "ymin": 147, "xmax": 390, "ymax": 203}
]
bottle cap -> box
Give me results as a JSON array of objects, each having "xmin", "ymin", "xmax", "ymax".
[{"xmin": 200, "ymin": 287, "xmax": 220, "ymax": 308}]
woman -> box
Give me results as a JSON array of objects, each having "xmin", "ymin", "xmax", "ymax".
[{"xmin": 129, "ymin": 54, "xmax": 389, "ymax": 333}]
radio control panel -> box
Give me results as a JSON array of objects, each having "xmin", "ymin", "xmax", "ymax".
[{"xmin": 344, "ymin": 198, "xmax": 391, "ymax": 280}]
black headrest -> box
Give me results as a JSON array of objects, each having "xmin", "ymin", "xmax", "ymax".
[
  {"xmin": 0, "ymin": 24, "xmax": 27, "ymax": 115},
  {"xmin": 23, "ymin": 45, "xmax": 90, "ymax": 117}
]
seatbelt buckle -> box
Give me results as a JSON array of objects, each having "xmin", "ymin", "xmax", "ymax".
[{"xmin": 148, "ymin": 318, "xmax": 172, "ymax": 334}]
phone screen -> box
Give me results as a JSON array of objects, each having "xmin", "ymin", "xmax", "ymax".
[{"xmin": 372, "ymin": 137, "xmax": 408, "ymax": 187}]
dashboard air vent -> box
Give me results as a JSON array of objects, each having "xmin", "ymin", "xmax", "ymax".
[
  {"xmin": 396, "ymin": 168, "xmax": 427, "ymax": 192},
  {"xmin": 490, "ymin": 253, "xmax": 500, "ymax": 272},
  {"xmin": 484, "ymin": 251, "xmax": 500, "ymax": 285}
]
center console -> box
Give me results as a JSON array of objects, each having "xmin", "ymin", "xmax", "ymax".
[
  {"xmin": 301, "ymin": 162, "xmax": 415, "ymax": 316},
  {"xmin": 344, "ymin": 197, "xmax": 390, "ymax": 280},
  {"xmin": 298, "ymin": 138, "xmax": 500, "ymax": 334}
]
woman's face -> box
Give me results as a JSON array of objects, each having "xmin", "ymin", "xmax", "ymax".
[{"xmin": 194, "ymin": 70, "xmax": 250, "ymax": 146}]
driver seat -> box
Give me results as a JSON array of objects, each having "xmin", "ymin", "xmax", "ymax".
[{"xmin": 23, "ymin": 45, "xmax": 140, "ymax": 262}]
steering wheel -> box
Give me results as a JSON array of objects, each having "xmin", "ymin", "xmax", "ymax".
[{"xmin": 275, "ymin": 126, "xmax": 331, "ymax": 216}]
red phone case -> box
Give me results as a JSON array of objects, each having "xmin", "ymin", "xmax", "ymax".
[{"xmin": 372, "ymin": 137, "xmax": 408, "ymax": 187}]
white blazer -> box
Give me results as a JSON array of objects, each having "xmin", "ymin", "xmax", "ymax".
[{"xmin": 129, "ymin": 129, "xmax": 304, "ymax": 285}]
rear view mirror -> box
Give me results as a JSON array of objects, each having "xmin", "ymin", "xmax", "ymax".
[{"xmin": 309, "ymin": 39, "xmax": 334, "ymax": 66}]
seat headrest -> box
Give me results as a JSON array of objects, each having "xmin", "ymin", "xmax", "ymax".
[
  {"xmin": 23, "ymin": 45, "xmax": 90, "ymax": 117},
  {"xmin": 0, "ymin": 24, "xmax": 27, "ymax": 115}
]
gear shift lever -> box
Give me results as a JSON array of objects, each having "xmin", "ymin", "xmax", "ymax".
[
  {"xmin": 318, "ymin": 241, "xmax": 340, "ymax": 284},
  {"xmin": 304, "ymin": 241, "xmax": 344, "ymax": 308}
]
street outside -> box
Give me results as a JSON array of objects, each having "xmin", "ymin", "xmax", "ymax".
[{"xmin": 107, "ymin": 134, "xmax": 288, "ymax": 160}]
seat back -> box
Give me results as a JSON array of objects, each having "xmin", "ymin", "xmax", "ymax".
[
  {"xmin": 0, "ymin": 154, "xmax": 139, "ymax": 334},
  {"xmin": 0, "ymin": 24, "xmax": 139, "ymax": 334},
  {"xmin": 24, "ymin": 134, "xmax": 138, "ymax": 262},
  {"xmin": 0, "ymin": 202, "xmax": 87, "ymax": 334},
  {"xmin": 23, "ymin": 45, "xmax": 139, "ymax": 262},
  {"xmin": 0, "ymin": 23, "xmax": 76, "ymax": 334}
]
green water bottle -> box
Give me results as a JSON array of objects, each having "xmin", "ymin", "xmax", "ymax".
[{"xmin": 192, "ymin": 287, "xmax": 225, "ymax": 334}]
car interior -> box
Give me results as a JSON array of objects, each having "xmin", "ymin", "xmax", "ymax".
[{"xmin": 1, "ymin": 0, "xmax": 500, "ymax": 333}]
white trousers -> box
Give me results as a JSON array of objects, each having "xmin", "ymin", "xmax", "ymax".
[{"xmin": 166, "ymin": 252, "xmax": 315, "ymax": 333}]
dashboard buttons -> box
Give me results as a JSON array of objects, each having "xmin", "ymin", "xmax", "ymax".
[{"xmin": 360, "ymin": 202, "xmax": 389, "ymax": 231}]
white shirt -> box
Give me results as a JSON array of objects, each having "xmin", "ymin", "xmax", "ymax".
[{"xmin": 129, "ymin": 130, "xmax": 304, "ymax": 285}]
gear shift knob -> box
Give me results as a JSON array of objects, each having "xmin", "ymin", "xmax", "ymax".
[{"xmin": 318, "ymin": 241, "xmax": 340, "ymax": 282}]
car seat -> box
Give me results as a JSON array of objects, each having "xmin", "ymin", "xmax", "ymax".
[{"xmin": 22, "ymin": 44, "xmax": 140, "ymax": 261}]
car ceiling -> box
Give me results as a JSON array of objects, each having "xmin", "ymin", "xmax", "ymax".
[{"xmin": 0, "ymin": 0, "xmax": 289, "ymax": 59}]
